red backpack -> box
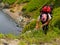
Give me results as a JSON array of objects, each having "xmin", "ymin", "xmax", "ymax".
[{"xmin": 42, "ymin": 5, "xmax": 51, "ymax": 13}]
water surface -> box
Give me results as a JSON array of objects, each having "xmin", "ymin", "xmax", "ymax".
[{"xmin": 0, "ymin": 11, "xmax": 22, "ymax": 35}]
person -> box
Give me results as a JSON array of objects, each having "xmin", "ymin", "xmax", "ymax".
[{"xmin": 35, "ymin": 4, "xmax": 54, "ymax": 34}]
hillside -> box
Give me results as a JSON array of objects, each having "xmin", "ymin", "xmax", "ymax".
[{"xmin": 1, "ymin": 0, "xmax": 60, "ymax": 45}]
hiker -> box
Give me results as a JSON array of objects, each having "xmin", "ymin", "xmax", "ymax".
[{"xmin": 35, "ymin": 4, "xmax": 54, "ymax": 34}]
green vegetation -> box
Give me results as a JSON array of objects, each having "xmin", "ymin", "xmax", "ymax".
[
  {"xmin": 19, "ymin": 30, "xmax": 59, "ymax": 44},
  {"xmin": 2, "ymin": 0, "xmax": 30, "ymax": 5},
  {"xmin": 20, "ymin": 0, "xmax": 60, "ymax": 44},
  {"xmin": 0, "ymin": 33, "xmax": 18, "ymax": 39},
  {"xmin": 5, "ymin": 34, "xmax": 18, "ymax": 39},
  {"xmin": 22, "ymin": 0, "xmax": 49, "ymax": 12},
  {"xmin": 3, "ymin": 0, "xmax": 16, "ymax": 5},
  {"xmin": 0, "ymin": 33, "xmax": 5, "ymax": 38},
  {"xmin": 22, "ymin": 0, "xmax": 48, "ymax": 19},
  {"xmin": 17, "ymin": 0, "xmax": 30, "ymax": 4}
]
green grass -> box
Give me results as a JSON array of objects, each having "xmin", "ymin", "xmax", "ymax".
[
  {"xmin": 0, "ymin": 33, "xmax": 5, "ymax": 38},
  {"xmin": 3, "ymin": 0, "xmax": 16, "ymax": 5},
  {"xmin": 23, "ymin": 0, "xmax": 49, "ymax": 12},
  {"xmin": 2, "ymin": 0, "xmax": 30, "ymax": 5},
  {"xmin": 0, "ymin": 33, "xmax": 18, "ymax": 39},
  {"xmin": 17, "ymin": 0, "xmax": 30, "ymax": 4},
  {"xmin": 5, "ymin": 34, "xmax": 18, "ymax": 39},
  {"xmin": 19, "ymin": 29, "xmax": 59, "ymax": 44},
  {"xmin": 22, "ymin": 20, "xmax": 36, "ymax": 33}
]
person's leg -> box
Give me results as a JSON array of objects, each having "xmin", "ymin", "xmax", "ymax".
[
  {"xmin": 42, "ymin": 25, "xmax": 46, "ymax": 34},
  {"xmin": 42, "ymin": 24, "xmax": 48, "ymax": 34},
  {"xmin": 45, "ymin": 25, "xmax": 48, "ymax": 34}
]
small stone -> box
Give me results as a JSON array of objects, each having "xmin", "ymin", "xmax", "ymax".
[
  {"xmin": 44, "ymin": 43, "xmax": 53, "ymax": 45},
  {"xmin": 3, "ymin": 42, "xmax": 8, "ymax": 45}
]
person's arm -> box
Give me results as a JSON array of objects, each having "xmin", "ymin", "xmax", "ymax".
[
  {"xmin": 42, "ymin": 21, "xmax": 49, "ymax": 27},
  {"xmin": 35, "ymin": 16, "xmax": 40, "ymax": 29},
  {"xmin": 42, "ymin": 18, "xmax": 50, "ymax": 27},
  {"xmin": 35, "ymin": 20, "xmax": 40, "ymax": 29}
]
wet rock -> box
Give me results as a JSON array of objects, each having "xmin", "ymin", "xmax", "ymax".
[
  {"xmin": 16, "ymin": 24, "xmax": 19, "ymax": 27},
  {"xmin": 44, "ymin": 43, "xmax": 53, "ymax": 45},
  {"xmin": 0, "ymin": 39, "xmax": 19, "ymax": 45},
  {"xmin": 0, "ymin": 39, "xmax": 9, "ymax": 45}
]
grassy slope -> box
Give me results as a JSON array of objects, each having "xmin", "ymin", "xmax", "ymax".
[{"xmin": 19, "ymin": 0, "xmax": 60, "ymax": 44}]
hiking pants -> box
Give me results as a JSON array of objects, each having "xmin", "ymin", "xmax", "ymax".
[{"xmin": 42, "ymin": 24, "xmax": 48, "ymax": 34}]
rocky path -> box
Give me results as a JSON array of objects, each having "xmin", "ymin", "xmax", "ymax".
[
  {"xmin": 0, "ymin": 38, "xmax": 60, "ymax": 45},
  {"xmin": 0, "ymin": 39, "xmax": 19, "ymax": 45}
]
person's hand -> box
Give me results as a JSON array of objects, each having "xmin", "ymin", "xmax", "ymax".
[{"xmin": 35, "ymin": 25, "xmax": 40, "ymax": 30}]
